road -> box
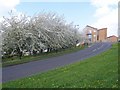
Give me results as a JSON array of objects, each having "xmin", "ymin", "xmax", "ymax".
[{"xmin": 2, "ymin": 42, "xmax": 112, "ymax": 82}]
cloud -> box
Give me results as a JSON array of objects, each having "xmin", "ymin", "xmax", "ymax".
[
  {"xmin": 90, "ymin": 0, "xmax": 118, "ymax": 37},
  {"xmin": 91, "ymin": 0, "xmax": 118, "ymax": 8},
  {"xmin": 0, "ymin": 0, "xmax": 20, "ymax": 7},
  {"xmin": 0, "ymin": 0, "xmax": 20, "ymax": 21},
  {"xmin": 20, "ymin": 0, "xmax": 89, "ymax": 2}
]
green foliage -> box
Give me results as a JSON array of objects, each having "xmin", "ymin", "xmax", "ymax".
[{"xmin": 3, "ymin": 43, "xmax": 118, "ymax": 88}]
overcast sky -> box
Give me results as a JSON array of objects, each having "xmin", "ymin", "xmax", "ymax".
[{"xmin": 0, "ymin": 0, "xmax": 118, "ymax": 37}]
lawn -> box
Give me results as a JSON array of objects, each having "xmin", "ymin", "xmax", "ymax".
[
  {"xmin": 2, "ymin": 43, "xmax": 118, "ymax": 88},
  {"xmin": 2, "ymin": 45, "xmax": 88, "ymax": 67}
]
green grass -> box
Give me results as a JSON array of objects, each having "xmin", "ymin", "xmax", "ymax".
[
  {"xmin": 2, "ymin": 43, "xmax": 118, "ymax": 88},
  {"xmin": 2, "ymin": 45, "xmax": 87, "ymax": 67},
  {"xmin": 0, "ymin": 83, "xmax": 2, "ymax": 90}
]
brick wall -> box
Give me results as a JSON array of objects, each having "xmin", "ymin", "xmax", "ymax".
[
  {"xmin": 84, "ymin": 25, "xmax": 97, "ymax": 43},
  {"xmin": 107, "ymin": 36, "xmax": 118, "ymax": 42},
  {"xmin": 84, "ymin": 26, "xmax": 108, "ymax": 43},
  {"xmin": 98, "ymin": 28, "xmax": 107, "ymax": 42}
]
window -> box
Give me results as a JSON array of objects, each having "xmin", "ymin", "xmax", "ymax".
[{"xmin": 89, "ymin": 30, "xmax": 92, "ymax": 33}]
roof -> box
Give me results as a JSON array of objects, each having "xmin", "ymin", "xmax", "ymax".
[
  {"xmin": 98, "ymin": 28, "xmax": 107, "ymax": 31},
  {"xmin": 86, "ymin": 25, "xmax": 97, "ymax": 30},
  {"xmin": 107, "ymin": 35, "xmax": 118, "ymax": 38}
]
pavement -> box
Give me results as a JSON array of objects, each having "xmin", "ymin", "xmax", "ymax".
[{"xmin": 2, "ymin": 42, "xmax": 112, "ymax": 82}]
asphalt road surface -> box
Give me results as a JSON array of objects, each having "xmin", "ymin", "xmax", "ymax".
[{"xmin": 2, "ymin": 42, "xmax": 112, "ymax": 82}]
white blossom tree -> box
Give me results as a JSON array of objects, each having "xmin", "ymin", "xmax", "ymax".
[{"xmin": 1, "ymin": 11, "xmax": 82, "ymax": 59}]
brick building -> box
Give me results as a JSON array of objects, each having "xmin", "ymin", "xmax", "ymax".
[
  {"xmin": 83, "ymin": 25, "xmax": 97, "ymax": 43},
  {"xmin": 97, "ymin": 28, "xmax": 107, "ymax": 42},
  {"xmin": 83, "ymin": 25, "xmax": 107, "ymax": 43},
  {"xmin": 107, "ymin": 35, "xmax": 118, "ymax": 42}
]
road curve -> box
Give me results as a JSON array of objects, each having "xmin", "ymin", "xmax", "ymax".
[{"xmin": 2, "ymin": 42, "xmax": 112, "ymax": 82}]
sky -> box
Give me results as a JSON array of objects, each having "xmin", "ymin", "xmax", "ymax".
[{"xmin": 0, "ymin": 0, "xmax": 118, "ymax": 37}]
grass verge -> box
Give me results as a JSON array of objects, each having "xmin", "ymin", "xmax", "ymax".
[
  {"xmin": 2, "ymin": 43, "xmax": 118, "ymax": 88},
  {"xmin": 2, "ymin": 45, "xmax": 87, "ymax": 67}
]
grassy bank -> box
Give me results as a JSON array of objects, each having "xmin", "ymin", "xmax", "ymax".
[
  {"xmin": 2, "ymin": 45, "xmax": 87, "ymax": 67},
  {"xmin": 3, "ymin": 43, "xmax": 118, "ymax": 88}
]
